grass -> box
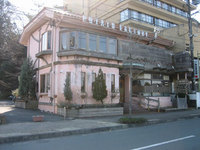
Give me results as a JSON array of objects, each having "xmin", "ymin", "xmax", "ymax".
[{"xmin": 119, "ymin": 117, "xmax": 147, "ymax": 124}]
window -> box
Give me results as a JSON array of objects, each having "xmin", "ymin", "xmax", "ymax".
[
  {"xmin": 111, "ymin": 74, "xmax": 115, "ymax": 93},
  {"xmin": 81, "ymin": 72, "xmax": 86, "ymax": 93},
  {"xmin": 103, "ymin": 73, "xmax": 106, "ymax": 82},
  {"xmin": 108, "ymin": 38, "xmax": 116, "ymax": 54},
  {"xmin": 131, "ymin": 10, "xmax": 139, "ymax": 20},
  {"xmin": 92, "ymin": 73, "xmax": 96, "ymax": 89},
  {"xmin": 78, "ymin": 32, "xmax": 86, "ymax": 49},
  {"xmin": 40, "ymin": 74, "xmax": 50, "ymax": 93},
  {"xmin": 89, "ymin": 34, "xmax": 97, "ymax": 51},
  {"xmin": 120, "ymin": 9, "xmax": 129, "ymax": 22},
  {"xmin": 70, "ymin": 32, "xmax": 76, "ymax": 49},
  {"xmin": 99, "ymin": 36, "xmax": 107, "ymax": 53},
  {"xmin": 66, "ymin": 72, "xmax": 71, "ymax": 86},
  {"xmin": 60, "ymin": 32, "xmax": 68, "ymax": 50},
  {"xmin": 42, "ymin": 31, "xmax": 51, "ymax": 51}
]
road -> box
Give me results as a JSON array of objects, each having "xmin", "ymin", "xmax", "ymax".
[{"xmin": 1, "ymin": 118, "xmax": 200, "ymax": 150}]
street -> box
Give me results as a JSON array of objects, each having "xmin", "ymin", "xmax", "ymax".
[{"xmin": 1, "ymin": 118, "xmax": 200, "ymax": 150}]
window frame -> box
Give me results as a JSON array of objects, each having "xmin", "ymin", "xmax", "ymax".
[{"xmin": 42, "ymin": 31, "xmax": 52, "ymax": 51}]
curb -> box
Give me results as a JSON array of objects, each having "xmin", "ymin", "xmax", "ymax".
[
  {"xmin": 1, "ymin": 114, "xmax": 200, "ymax": 144},
  {"xmin": 0, "ymin": 124, "xmax": 127, "ymax": 144}
]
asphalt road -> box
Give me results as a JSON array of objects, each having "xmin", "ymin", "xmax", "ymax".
[{"xmin": 1, "ymin": 118, "xmax": 200, "ymax": 150}]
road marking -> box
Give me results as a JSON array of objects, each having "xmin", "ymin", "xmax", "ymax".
[{"xmin": 131, "ymin": 135, "xmax": 195, "ymax": 150}]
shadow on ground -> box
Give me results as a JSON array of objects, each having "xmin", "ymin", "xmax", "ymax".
[{"xmin": 0, "ymin": 100, "xmax": 63, "ymax": 124}]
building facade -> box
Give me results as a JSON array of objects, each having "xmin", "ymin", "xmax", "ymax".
[{"xmin": 20, "ymin": 7, "xmax": 178, "ymax": 113}]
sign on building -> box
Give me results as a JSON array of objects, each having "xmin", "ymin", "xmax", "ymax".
[{"xmin": 194, "ymin": 59, "xmax": 199, "ymax": 79}]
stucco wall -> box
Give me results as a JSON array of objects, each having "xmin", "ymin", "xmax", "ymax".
[{"xmin": 56, "ymin": 64, "xmax": 120, "ymax": 105}]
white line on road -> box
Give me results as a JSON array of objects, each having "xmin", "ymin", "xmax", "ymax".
[{"xmin": 131, "ymin": 135, "xmax": 195, "ymax": 150}]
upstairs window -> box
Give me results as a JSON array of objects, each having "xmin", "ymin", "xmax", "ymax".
[
  {"xmin": 89, "ymin": 34, "xmax": 97, "ymax": 51},
  {"xmin": 108, "ymin": 38, "xmax": 116, "ymax": 54},
  {"xmin": 99, "ymin": 36, "xmax": 107, "ymax": 53},
  {"xmin": 70, "ymin": 32, "xmax": 76, "ymax": 49},
  {"xmin": 78, "ymin": 32, "xmax": 86, "ymax": 49},
  {"xmin": 42, "ymin": 31, "xmax": 51, "ymax": 51},
  {"xmin": 120, "ymin": 9, "xmax": 129, "ymax": 22},
  {"xmin": 60, "ymin": 32, "xmax": 68, "ymax": 51}
]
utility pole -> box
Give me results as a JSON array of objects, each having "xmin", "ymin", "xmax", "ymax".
[{"xmin": 187, "ymin": 0, "xmax": 195, "ymax": 91}]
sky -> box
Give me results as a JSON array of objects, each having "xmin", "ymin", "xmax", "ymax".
[
  {"xmin": 8, "ymin": 0, "xmax": 63, "ymax": 31},
  {"xmin": 7, "ymin": 0, "xmax": 200, "ymax": 31}
]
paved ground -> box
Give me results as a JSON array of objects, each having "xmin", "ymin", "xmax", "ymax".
[
  {"xmin": 0, "ymin": 100, "xmax": 63, "ymax": 123},
  {"xmin": 1, "ymin": 118, "xmax": 200, "ymax": 150}
]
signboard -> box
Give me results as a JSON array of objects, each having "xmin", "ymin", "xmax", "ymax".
[
  {"xmin": 193, "ymin": 59, "xmax": 199, "ymax": 79},
  {"xmin": 82, "ymin": 16, "xmax": 148, "ymax": 37}
]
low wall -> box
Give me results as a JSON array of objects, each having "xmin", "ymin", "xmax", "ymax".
[
  {"xmin": 15, "ymin": 101, "xmax": 26, "ymax": 109},
  {"xmin": 15, "ymin": 100, "xmax": 38, "ymax": 109},
  {"xmin": 57, "ymin": 107, "xmax": 123, "ymax": 118}
]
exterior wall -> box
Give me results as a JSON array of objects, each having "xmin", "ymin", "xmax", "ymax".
[
  {"xmin": 64, "ymin": 0, "xmax": 193, "ymax": 32},
  {"xmin": 160, "ymin": 23, "xmax": 200, "ymax": 57},
  {"xmin": 56, "ymin": 64, "xmax": 120, "ymax": 105}
]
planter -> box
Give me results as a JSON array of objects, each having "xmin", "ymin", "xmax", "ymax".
[
  {"xmin": 57, "ymin": 107, "xmax": 123, "ymax": 118},
  {"xmin": 32, "ymin": 115, "xmax": 44, "ymax": 122},
  {"xmin": 15, "ymin": 100, "xmax": 26, "ymax": 109}
]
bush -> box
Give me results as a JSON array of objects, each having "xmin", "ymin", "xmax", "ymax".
[
  {"xmin": 64, "ymin": 75, "xmax": 72, "ymax": 101},
  {"xmin": 18, "ymin": 58, "xmax": 36, "ymax": 100},
  {"xmin": 119, "ymin": 117, "xmax": 147, "ymax": 124},
  {"xmin": 92, "ymin": 68, "xmax": 107, "ymax": 104}
]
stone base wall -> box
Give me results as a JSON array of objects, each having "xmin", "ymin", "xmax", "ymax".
[{"xmin": 57, "ymin": 107, "xmax": 123, "ymax": 118}]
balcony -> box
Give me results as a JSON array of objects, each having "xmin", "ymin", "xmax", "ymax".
[{"xmin": 36, "ymin": 50, "xmax": 52, "ymax": 58}]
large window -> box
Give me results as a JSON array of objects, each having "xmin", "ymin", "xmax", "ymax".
[
  {"xmin": 121, "ymin": 9, "xmax": 176, "ymax": 28},
  {"xmin": 141, "ymin": 0, "xmax": 187, "ymax": 18},
  {"xmin": 78, "ymin": 32, "xmax": 86, "ymax": 49},
  {"xmin": 120, "ymin": 9, "xmax": 129, "ymax": 22},
  {"xmin": 40, "ymin": 74, "xmax": 50, "ymax": 93},
  {"xmin": 99, "ymin": 36, "xmax": 107, "ymax": 53},
  {"xmin": 42, "ymin": 31, "xmax": 51, "ymax": 51},
  {"xmin": 108, "ymin": 38, "xmax": 116, "ymax": 54},
  {"xmin": 81, "ymin": 72, "xmax": 86, "ymax": 93},
  {"xmin": 59, "ymin": 31, "xmax": 117, "ymax": 55},
  {"xmin": 89, "ymin": 34, "xmax": 97, "ymax": 51},
  {"xmin": 70, "ymin": 32, "xmax": 76, "ymax": 49},
  {"xmin": 60, "ymin": 32, "xmax": 68, "ymax": 50}
]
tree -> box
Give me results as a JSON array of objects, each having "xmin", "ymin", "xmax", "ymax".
[
  {"xmin": 0, "ymin": 0, "xmax": 26, "ymax": 98},
  {"xmin": 64, "ymin": 75, "xmax": 72, "ymax": 101},
  {"xmin": 92, "ymin": 69, "xmax": 107, "ymax": 104},
  {"xmin": 18, "ymin": 58, "xmax": 36, "ymax": 100}
]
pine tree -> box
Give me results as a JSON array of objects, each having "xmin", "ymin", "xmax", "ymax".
[
  {"xmin": 18, "ymin": 58, "xmax": 36, "ymax": 100},
  {"xmin": 64, "ymin": 75, "xmax": 72, "ymax": 101},
  {"xmin": 92, "ymin": 68, "xmax": 107, "ymax": 104}
]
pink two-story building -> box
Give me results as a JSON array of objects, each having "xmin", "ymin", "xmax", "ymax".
[{"xmin": 20, "ymin": 7, "xmax": 175, "ymax": 114}]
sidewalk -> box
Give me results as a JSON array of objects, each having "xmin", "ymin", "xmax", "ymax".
[{"xmin": 1, "ymin": 109, "xmax": 200, "ymax": 144}]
